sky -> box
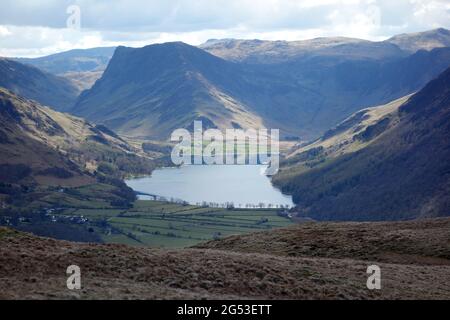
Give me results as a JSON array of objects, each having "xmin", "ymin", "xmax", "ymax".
[{"xmin": 0, "ymin": 0, "xmax": 449, "ymax": 57}]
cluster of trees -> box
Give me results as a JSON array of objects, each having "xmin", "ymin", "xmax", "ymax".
[
  {"xmin": 193, "ymin": 201, "xmax": 293, "ymax": 210},
  {"xmin": 69, "ymin": 141, "xmax": 159, "ymax": 179}
]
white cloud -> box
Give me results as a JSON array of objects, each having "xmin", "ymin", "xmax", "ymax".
[
  {"xmin": 0, "ymin": 0, "xmax": 449, "ymax": 57},
  {"xmin": 411, "ymin": 0, "xmax": 450, "ymax": 28},
  {"xmin": 0, "ymin": 26, "xmax": 107, "ymax": 57},
  {"xmin": 0, "ymin": 26, "xmax": 11, "ymax": 36}
]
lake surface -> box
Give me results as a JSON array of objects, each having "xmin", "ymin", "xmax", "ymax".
[{"xmin": 126, "ymin": 165, "xmax": 293, "ymax": 207}]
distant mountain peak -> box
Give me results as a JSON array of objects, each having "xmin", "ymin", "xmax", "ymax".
[
  {"xmin": 72, "ymin": 41, "xmax": 262, "ymax": 140},
  {"xmin": 386, "ymin": 28, "xmax": 450, "ymax": 53},
  {"xmin": 73, "ymin": 33, "xmax": 450, "ymax": 141}
]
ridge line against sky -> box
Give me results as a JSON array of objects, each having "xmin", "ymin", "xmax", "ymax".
[{"xmin": 0, "ymin": 0, "xmax": 449, "ymax": 58}]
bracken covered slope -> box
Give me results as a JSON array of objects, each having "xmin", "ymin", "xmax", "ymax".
[
  {"xmin": 1, "ymin": 218, "xmax": 449, "ymax": 299},
  {"xmin": 196, "ymin": 218, "xmax": 450, "ymax": 265}
]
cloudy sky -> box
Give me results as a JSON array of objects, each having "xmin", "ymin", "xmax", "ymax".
[{"xmin": 0, "ymin": 0, "xmax": 449, "ymax": 57}]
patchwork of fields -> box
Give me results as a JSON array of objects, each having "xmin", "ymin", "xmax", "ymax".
[{"xmin": 58, "ymin": 201, "xmax": 293, "ymax": 248}]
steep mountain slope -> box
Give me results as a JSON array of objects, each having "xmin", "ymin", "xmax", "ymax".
[
  {"xmin": 274, "ymin": 67, "xmax": 450, "ymax": 221},
  {"xmin": 1, "ymin": 218, "xmax": 449, "ymax": 299},
  {"xmin": 73, "ymin": 40, "xmax": 450, "ymax": 140},
  {"xmin": 386, "ymin": 28, "xmax": 450, "ymax": 54},
  {"xmin": 72, "ymin": 42, "xmax": 264, "ymax": 139},
  {"xmin": 0, "ymin": 58, "xmax": 79, "ymax": 111},
  {"xmin": 250, "ymin": 46, "xmax": 450, "ymax": 139},
  {"xmin": 0, "ymin": 88, "xmax": 157, "ymax": 211},
  {"xmin": 0, "ymin": 88, "xmax": 91, "ymax": 188},
  {"xmin": 282, "ymin": 94, "xmax": 412, "ymax": 168},
  {"xmin": 15, "ymin": 47, "xmax": 117, "ymax": 92}
]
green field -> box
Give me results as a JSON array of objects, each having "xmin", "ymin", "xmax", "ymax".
[{"xmin": 58, "ymin": 200, "xmax": 293, "ymax": 248}]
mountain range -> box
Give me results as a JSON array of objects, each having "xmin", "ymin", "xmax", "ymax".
[
  {"xmin": 3, "ymin": 28, "xmax": 450, "ymax": 141},
  {"xmin": 201, "ymin": 28, "xmax": 450, "ymax": 63},
  {"xmin": 70, "ymin": 28, "xmax": 450, "ymax": 140}
]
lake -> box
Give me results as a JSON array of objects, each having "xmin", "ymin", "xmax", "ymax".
[{"xmin": 125, "ymin": 165, "xmax": 293, "ymax": 208}]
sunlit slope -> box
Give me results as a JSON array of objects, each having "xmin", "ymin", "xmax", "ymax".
[{"xmin": 0, "ymin": 88, "xmax": 154, "ymax": 187}]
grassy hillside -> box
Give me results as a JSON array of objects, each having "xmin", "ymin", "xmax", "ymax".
[
  {"xmin": 0, "ymin": 88, "xmax": 157, "ymax": 179},
  {"xmin": 0, "ymin": 88, "xmax": 164, "ymax": 216},
  {"xmin": 274, "ymin": 67, "xmax": 450, "ymax": 221},
  {"xmin": 275, "ymin": 95, "xmax": 411, "ymax": 181}
]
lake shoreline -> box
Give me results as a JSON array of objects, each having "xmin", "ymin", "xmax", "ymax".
[{"xmin": 126, "ymin": 165, "xmax": 294, "ymax": 208}]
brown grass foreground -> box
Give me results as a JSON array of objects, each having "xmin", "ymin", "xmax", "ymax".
[{"xmin": 0, "ymin": 218, "xmax": 449, "ymax": 300}]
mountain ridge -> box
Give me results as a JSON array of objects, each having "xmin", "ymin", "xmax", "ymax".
[
  {"xmin": 72, "ymin": 41, "xmax": 450, "ymax": 140},
  {"xmin": 72, "ymin": 42, "xmax": 265, "ymax": 139},
  {"xmin": 201, "ymin": 28, "xmax": 450, "ymax": 64},
  {"xmin": 14, "ymin": 47, "xmax": 116, "ymax": 74},
  {"xmin": 387, "ymin": 28, "xmax": 450, "ymax": 53}
]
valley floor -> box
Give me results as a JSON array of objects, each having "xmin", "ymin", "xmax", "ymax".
[
  {"xmin": 4, "ymin": 200, "xmax": 293, "ymax": 248},
  {"xmin": 1, "ymin": 218, "xmax": 449, "ymax": 300}
]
